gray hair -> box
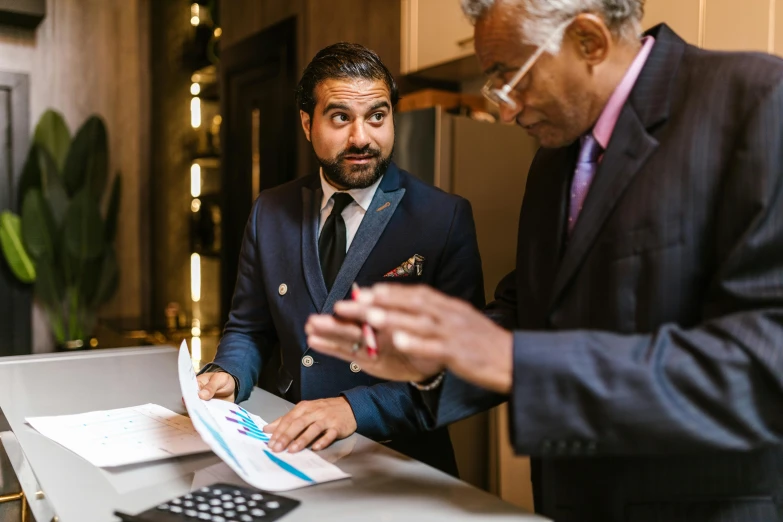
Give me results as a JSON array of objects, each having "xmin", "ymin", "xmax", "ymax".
[{"xmin": 461, "ymin": 0, "xmax": 644, "ymax": 52}]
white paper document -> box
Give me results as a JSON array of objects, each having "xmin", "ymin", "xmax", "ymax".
[
  {"xmin": 178, "ymin": 341, "xmax": 351, "ymax": 491},
  {"xmin": 25, "ymin": 403, "xmax": 211, "ymax": 467}
]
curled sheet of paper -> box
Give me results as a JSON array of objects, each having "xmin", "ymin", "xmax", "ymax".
[{"xmin": 178, "ymin": 341, "xmax": 351, "ymax": 491}]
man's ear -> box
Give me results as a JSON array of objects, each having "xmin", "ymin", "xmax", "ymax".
[
  {"xmin": 300, "ymin": 110, "xmax": 312, "ymax": 142},
  {"xmin": 567, "ymin": 14, "xmax": 610, "ymax": 67}
]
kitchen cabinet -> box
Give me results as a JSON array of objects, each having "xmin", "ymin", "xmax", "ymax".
[{"xmin": 401, "ymin": 0, "xmax": 476, "ymax": 74}]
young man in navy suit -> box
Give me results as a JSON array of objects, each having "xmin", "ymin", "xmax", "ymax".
[{"xmin": 196, "ymin": 43, "xmax": 484, "ymax": 475}]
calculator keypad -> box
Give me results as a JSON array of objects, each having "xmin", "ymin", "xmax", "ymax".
[{"xmin": 142, "ymin": 483, "xmax": 299, "ymax": 522}]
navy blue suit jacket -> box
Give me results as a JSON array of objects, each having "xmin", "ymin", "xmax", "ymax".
[{"xmin": 210, "ymin": 163, "xmax": 484, "ymax": 474}]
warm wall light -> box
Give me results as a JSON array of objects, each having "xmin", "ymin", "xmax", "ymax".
[
  {"xmin": 191, "ymin": 336, "xmax": 202, "ymax": 362},
  {"xmin": 191, "ymin": 253, "xmax": 201, "ymax": 302},
  {"xmin": 190, "ymin": 97, "xmax": 201, "ymax": 128},
  {"xmin": 190, "ymin": 163, "xmax": 201, "ymax": 198},
  {"xmin": 191, "ymin": 198, "xmax": 201, "ymax": 212},
  {"xmin": 190, "ymin": 83, "xmax": 201, "ymax": 96},
  {"xmin": 190, "ymin": 3, "xmax": 200, "ymax": 26},
  {"xmin": 214, "ymin": 27, "xmax": 222, "ymax": 38}
]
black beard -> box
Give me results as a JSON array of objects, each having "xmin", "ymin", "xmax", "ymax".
[{"xmin": 317, "ymin": 145, "xmax": 393, "ymax": 189}]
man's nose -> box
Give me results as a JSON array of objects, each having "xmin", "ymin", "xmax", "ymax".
[
  {"xmin": 499, "ymin": 101, "xmax": 522, "ymax": 124},
  {"xmin": 348, "ymin": 120, "xmax": 371, "ymax": 149}
]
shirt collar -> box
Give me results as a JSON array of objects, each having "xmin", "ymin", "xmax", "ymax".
[
  {"xmin": 319, "ymin": 168, "xmax": 383, "ymax": 212},
  {"xmin": 592, "ymin": 35, "xmax": 656, "ymax": 150}
]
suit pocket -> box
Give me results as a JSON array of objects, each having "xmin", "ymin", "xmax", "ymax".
[
  {"xmin": 625, "ymin": 497, "xmax": 778, "ymax": 522},
  {"xmin": 385, "ymin": 274, "xmax": 423, "ymax": 285},
  {"xmin": 598, "ymin": 219, "xmax": 683, "ymax": 261}
]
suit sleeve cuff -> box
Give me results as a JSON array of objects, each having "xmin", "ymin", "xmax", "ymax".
[{"xmin": 340, "ymin": 386, "xmax": 384, "ymax": 440}]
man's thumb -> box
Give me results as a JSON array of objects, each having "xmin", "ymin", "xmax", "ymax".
[{"xmin": 198, "ymin": 376, "xmax": 219, "ymax": 399}]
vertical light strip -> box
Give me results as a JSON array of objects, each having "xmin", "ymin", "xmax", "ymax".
[
  {"xmin": 190, "ymin": 3, "xmax": 200, "ymax": 26},
  {"xmin": 190, "ymin": 163, "xmax": 201, "ymax": 197},
  {"xmin": 191, "ymin": 253, "xmax": 201, "ymax": 302},
  {"xmin": 191, "ymin": 336, "xmax": 202, "ymax": 364},
  {"xmin": 698, "ymin": 0, "xmax": 707, "ymax": 48},
  {"xmin": 251, "ymin": 109, "xmax": 261, "ymax": 199},
  {"xmin": 191, "ymin": 97, "xmax": 201, "ymax": 128}
]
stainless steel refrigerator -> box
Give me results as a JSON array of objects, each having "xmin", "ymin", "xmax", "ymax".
[{"xmin": 394, "ymin": 106, "xmax": 540, "ymax": 510}]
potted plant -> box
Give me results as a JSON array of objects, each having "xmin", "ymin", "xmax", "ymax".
[{"xmin": 0, "ymin": 110, "xmax": 121, "ymax": 350}]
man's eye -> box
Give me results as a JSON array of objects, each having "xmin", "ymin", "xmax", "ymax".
[
  {"xmin": 371, "ymin": 113, "xmax": 384, "ymax": 122},
  {"xmin": 487, "ymin": 75, "xmax": 505, "ymax": 89},
  {"xmin": 333, "ymin": 114, "xmax": 349, "ymax": 122}
]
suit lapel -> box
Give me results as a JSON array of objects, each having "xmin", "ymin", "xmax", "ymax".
[
  {"xmin": 322, "ymin": 165, "xmax": 405, "ymax": 314},
  {"xmin": 529, "ymin": 146, "xmax": 576, "ymax": 311},
  {"xmin": 301, "ymin": 179, "xmax": 327, "ymax": 311},
  {"xmin": 549, "ymin": 107, "xmax": 658, "ymax": 309},
  {"xmin": 548, "ymin": 24, "xmax": 684, "ymax": 311}
]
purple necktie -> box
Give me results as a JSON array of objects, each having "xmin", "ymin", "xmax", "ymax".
[{"xmin": 567, "ymin": 134, "xmax": 603, "ymax": 235}]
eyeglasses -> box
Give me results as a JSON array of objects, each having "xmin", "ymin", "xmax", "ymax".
[{"xmin": 481, "ymin": 20, "xmax": 573, "ymax": 111}]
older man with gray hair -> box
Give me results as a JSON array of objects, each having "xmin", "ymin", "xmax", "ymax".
[{"xmin": 306, "ymin": 0, "xmax": 783, "ymax": 520}]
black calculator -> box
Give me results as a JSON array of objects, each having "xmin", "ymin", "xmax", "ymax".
[{"xmin": 114, "ymin": 483, "xmax": 301, "ymax": 522}]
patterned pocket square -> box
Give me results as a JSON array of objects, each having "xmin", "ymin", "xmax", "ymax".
[{"xmin": 383, "ymin": 254, "xmax": 425, "ymax": 278}]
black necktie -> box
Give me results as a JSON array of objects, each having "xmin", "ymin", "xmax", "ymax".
[{"xmin": 319, "ymin": 192, "xmax": 354, "ymax": 290}]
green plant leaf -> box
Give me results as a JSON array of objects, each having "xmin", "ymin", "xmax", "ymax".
[
  {"xmin": 60, "ymin": 250, "xmax": 73, "ymax": 287},
  {"xmin": 21, "ymin": 189, "xmax": 56, "ymax": 260},
  {"xmin": 0, "ymin": 212, "xmax": 36, "ymax": 283},
  {"xmin": 17, "ymin": 145, "xmax": 43, "ymax": 209},
  {"xmin": 91, "ymin": 247, "xmax": 119, "ymax": 307},
  {"xmin": 77, "ymin": 255, "xmax": 101, "ymax": 306},
  {"xmin": 64, "ymin": 189, "xmax": 105, "ymax": 261},
  {"xmin": 17, "ymin": 146, "xmax": 69, "ymax": 226},
  {"xmin": 34, "ymin": 110, "xmax": 71, "ymax": 173},
  {"xmin": 45, "ymin": 306, "xmax": 66, "ymax": 345},
  {"xmin": 39, "ymin": 148, "xmax": 69, "ymax": 226},
  {"xmin": 62, "ymin": 116, "xmax": 108, "ymax": 198},
  {"xmin": 105, "ymin": 173, "xmax": 121, "ymax": 242},
  {"xmin": 34, "ymin": 255, "xmax": 64, "ymax": 311}
]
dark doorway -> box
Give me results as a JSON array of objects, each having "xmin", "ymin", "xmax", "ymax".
[
  {"xmin": 219, "ymin": 17, "xmax": 298, "ymax": 324},
  {"xmin": 0, "ymin": 72, "xmax": 31, "ymax": 356}
]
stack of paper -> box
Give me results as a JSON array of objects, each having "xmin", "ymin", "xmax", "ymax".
[{"xmin": 26, "ymin": 403, "xmax": 211, "ymax": 468}]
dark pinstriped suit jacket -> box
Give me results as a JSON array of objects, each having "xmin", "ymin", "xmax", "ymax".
[{"xmin": 419, "ymin": 24, "xmax": 783, "ymax": 521}]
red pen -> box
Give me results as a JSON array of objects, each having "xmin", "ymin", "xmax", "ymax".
[{"xmin": 351, "ymin": 283, "xmax": 378, "ymax": 357}]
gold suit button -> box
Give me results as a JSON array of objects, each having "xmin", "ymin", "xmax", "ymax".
[
  {"xmin": 350, "ymin": 362, "xmax": 361, "ymax": 373},
  {"xmin": 278, "ymin": 284, "xmax": 288, "ymax": 296},
  {"xmin": 302, "ymin": 355, "xmax": 314, "ymax": 367}
]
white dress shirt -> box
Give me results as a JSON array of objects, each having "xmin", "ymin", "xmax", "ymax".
[{"xmin": 318, "ymin": 169, "xmax": 383, "ymax": 251}]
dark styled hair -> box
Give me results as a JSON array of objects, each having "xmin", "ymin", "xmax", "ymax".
[{"xmin": 296, "ymin": 42, "xmax": 399, "ymax": 117}]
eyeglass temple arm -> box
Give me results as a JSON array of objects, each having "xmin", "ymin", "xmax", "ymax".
[{"xmin": 500, "ymin": 21, "xmax": 572, "ymax": 95}]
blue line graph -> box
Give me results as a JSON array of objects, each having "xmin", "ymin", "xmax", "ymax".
[
  {"xmin": 263, "ymin": 450, "xmax": 315, "ymax": 483},
  {"xmin": 194, "ymin": 410, "xmax": 246, "ymax": 473},
  {"xmin": 227, "ymin": 408, "xmax": 271, "ymax": 442}
]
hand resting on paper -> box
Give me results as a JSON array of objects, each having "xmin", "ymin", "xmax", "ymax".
[{"xmin": 263, "ymin": 397, "xmax": 357, "ymax": 453}]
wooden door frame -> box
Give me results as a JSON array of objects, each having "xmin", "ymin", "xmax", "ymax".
[{"xmin": 219, "ymin": 16, "xmax": 298, "ymax": 324}]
